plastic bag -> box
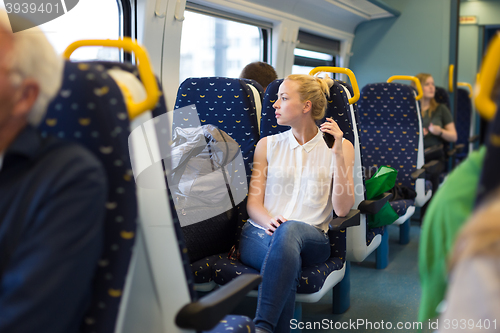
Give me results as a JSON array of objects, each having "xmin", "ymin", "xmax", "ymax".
[{"xmin": 365, "ymin": 165, "xmax": 400, "ymax": 228}]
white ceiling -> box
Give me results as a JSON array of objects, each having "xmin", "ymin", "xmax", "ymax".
[{"xmin": 241, "ymin": 0, "xmax": 396, "ymax": 34}]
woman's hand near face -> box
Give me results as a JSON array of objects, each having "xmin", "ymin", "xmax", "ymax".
[{"xmin": 320, "ymin": 118, "xmax": 344, "ymax": 153}]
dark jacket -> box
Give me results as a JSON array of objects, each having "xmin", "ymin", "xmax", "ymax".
[{"xmin": 0, "ymin": 125, "xmax": 107, "ymax": 333}]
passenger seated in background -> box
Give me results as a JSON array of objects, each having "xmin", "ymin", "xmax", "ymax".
[
  {"xmin": 438, "ymin": 188, "xmax": 500, "ymax": 332},
  {"xmin": 239, "ymin": 61, "xmax": 278, "ymax": 91},
  {"xmin": 415, "ymin": 73, "xmax": 458, "ymax": 193},
  {"xmin": 240, "ymin": 74, "xmax": 355, "ymax": 333},
  {"xmin": 0, "ymin": 11, "xmax": 107, "ymax": 333},
  {"xmin": 416, "ymin": 73, "xmax": 458, "ymax": 153}
]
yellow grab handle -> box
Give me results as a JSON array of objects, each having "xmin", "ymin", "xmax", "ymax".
[
  {"xmin": 449, "ymin": 64, "xmax": 454, "ymax": 93},
  {"xmin": 63, "ymin": 38, "xmax": 161, "ymax": 120},
  {"xmin": 457, "ymin": 82, "xmax": 473, "ymax": 98},
  {"xmin": 309, "ymin": 66, "xmax": 360, "ymax": 104},
  {"xmin": 475, "ymin": 33, "xmax": 500, "ymax": 121},
  {"xmin": 386, "ymin": 75, "xmax": 423, "ymax": 101}
]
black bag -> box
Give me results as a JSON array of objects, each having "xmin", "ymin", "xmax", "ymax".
[
  {"xmin": 168, "ymin": 125, "xmax": 247, "ymax": 262},
  {"xmin": 389, "ymin": 184, "xmax": 416, "ymax": 201}
]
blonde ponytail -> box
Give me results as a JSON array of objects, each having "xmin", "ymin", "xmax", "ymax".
[
  {"xmin": 285, "ymin": 74, "xmax": 333, "ymax": 120},
  {"xmin": 315, "ymin": 74, "xmax": 334, "ymax": 99}
]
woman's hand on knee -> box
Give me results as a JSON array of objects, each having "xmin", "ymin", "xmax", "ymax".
[{"xmin": 266, "ymin": 215, "xmax": 287, "ymax": 236}]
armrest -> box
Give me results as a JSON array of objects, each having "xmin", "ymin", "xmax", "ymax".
[
  {"xmin": 329, "ymin": 209, "xmax": 360, "ymax": 231},
  {"xmin": 175, "ymin": 274, "xmax": 262, "ymax": 331},
  {"xmin": 411, "ymin": 168, "xmax": 425, "ymax": 180},
  {"xmin": 357, "ymin": 192, "xmax": 393, "ymax": 215},
  {"xmin": 422, "ymin": 160, "xmax": 441, "ymax": 176},
  {"xmin": 447, "ymin": 144, "xmax": 465, "ymax": 157},
  {"xmin": 469, "ymin": 135, "xmax": 479, "ymax": 143}
]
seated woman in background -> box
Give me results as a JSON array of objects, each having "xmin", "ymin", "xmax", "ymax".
[
  {"xmin": 239, "ymin": 74, "xmax": 355, "ymax": 333},
  {"xmin": 416, "ymin": 73, "xmax": 457, "ymax": 192},
  {"xmin": 416, "ymin": 73, "xmax": 458, "ymax": 157}
]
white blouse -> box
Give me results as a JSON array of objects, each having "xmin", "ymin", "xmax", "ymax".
[{"xmin": 249, "ymin": 128, "xmax": 342, "ymax": 232}]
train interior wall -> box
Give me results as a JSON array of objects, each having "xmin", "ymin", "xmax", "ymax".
[{"xmin": 349, "ymin": 0, "xmax": 452, "ymax": 89}]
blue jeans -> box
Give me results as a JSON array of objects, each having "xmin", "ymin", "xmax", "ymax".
[{"xmin": 239, "ymin": 221, "xmax": 330, "ymax": 333}]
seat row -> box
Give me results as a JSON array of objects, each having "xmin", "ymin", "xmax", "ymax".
[
  {"xmin": 164, "ymin": 69, "xmax": 441, "ymax": 324},
  {"xmin": 35, "ymin": 38, "xmax": 459, "ymax": 333}
]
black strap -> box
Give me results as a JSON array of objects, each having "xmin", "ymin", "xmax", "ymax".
[
  {"xmin": 216, "ymin": 128, "xmax": 236, "ymax": 208},
  {"xmin": 170, "ymin": 127, "xmax": 237, "ymax": 210}
]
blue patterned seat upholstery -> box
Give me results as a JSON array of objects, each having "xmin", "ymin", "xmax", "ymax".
[
  {"xmin": 358, "ymin": 83, "xmax": 432, "ymax": 220},
  {"xmin": 191, "ymin": 253, "xmax": 225, "ymax": 285},
  {"xmin": 330, "ymin": 81, "xmax": 386, "ymax": 250},
  {"xmin": 174, "ymin": 77, "xmax": 260, "ymax": 181},
  {"xmin": 166, "ymin": 185, "xmax": 257, "ymax": 333},
  {"xmin": 208, "ymin": 316, "xmax": 255, "ymax": 333},
  {"xmin": 260, "ymin": 79, "xmax": 288, "ymax": 137},
  {"xmin": 212, "ymin": 230, "xmax": 346, "ymax": 294},
  {"xmin": 39, "ymin": 61, "xmax": 137, "ymax": 333},
  {"xmin": 241, "ymin": 78, "xmax": 264, "ymax": 101},
  {"xmin": 172, "ymin": 77, "xmax": 260, "ymax": 290}
]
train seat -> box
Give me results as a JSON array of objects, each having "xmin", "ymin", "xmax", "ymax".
[
  {"xmin": 433, "ymin": 86, "xmax": 471, "ymax": 171},
  {"xmin": 455, "ymin": 87, "xmax": 474, "ymax": 161},
  {"xmin": 164, "ymin": 185, "xmax": 261, "ymax": 333},
  {"xmin": 240, "ymin": 78, "xmax": 264, "ymax": 101},
  {"xmin": 39, "ymin": 61, "xmax": 138, "ymax": 333},
  {"xmin": 172, "ymin": 77, "xmax": 260, "ymax": 290},
  {"xmin": 86, "ymin": 59, "xmax": 263, "ymax": 333},
  {"xmin": 475, "ymin": 97, "xmax": 500, "ymax": 207},
  {"xmin": 331, "ymin": 80, "xmax": 392, "ymax": 267},
  {"xmin": 241, "ymin": 78, "xmax": 264, "ymax": 130},
  {"xmin": 358, "ymin": 82, "xmax": 433, "ymax": 243}
]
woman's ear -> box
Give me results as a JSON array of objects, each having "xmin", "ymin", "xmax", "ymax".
[{"xmin": 303, "ymin": 100, "xmax": 312, "ymax": 114}]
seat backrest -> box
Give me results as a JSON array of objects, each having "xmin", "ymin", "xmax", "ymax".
[
  {"xmin": 259, "ymin": 79, "xmax": 287, "ymax": 137},
  {"xmin": 434, "ymin": 86, "xmax": 451, "ymax": 109},
  {"xmin": 240, "ymin": 78, "xmax": 264, "ymax": 101},
  {"xmin": 358, "ymin": 83, "xmax": 423, "ymax": 190},
  {"xmin": 39, "ymin": 61, "xmax": 137, "ymax": 333},
  {"xmin": 330, "ymin": 81, "xmax": 386, "ymax": 260},
  {"xmin": 476, "ymin": 102, "xmax": 500, "ymax": 206},
  {"xmin": 456, "ymin": 87, "xmax": 473, "ymax": 157},
  {"xmin": 173, "ymin": 77, "xmax": 260, "ymax": 182}
]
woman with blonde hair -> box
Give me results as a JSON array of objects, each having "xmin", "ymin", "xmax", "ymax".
[
  {"xmin": 415, "ymin": 73, "xmax": 458, "ymax": 193},
  {"xmin": 415, "ymin": 73, "xmax": 458, "ymax": 153},
  {"xmin": 239, "ymin": 74, "xmax": 355, "ymax": 333}
]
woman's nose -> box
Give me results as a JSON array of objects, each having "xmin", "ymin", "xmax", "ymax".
[{"xmin": 273, "ymin": 99, "xmax": 280, "ymax": 109}]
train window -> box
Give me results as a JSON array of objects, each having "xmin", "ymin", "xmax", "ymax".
[
  {"xmin": 292, "ymin": 48, "xmax": 335, "ymax": 75},
  {"xmin": 0, "ymin": 0, "xmax": 124, "ymax": 61},
  {"xmin": 180, "ymin": 8, "xmax": 270, "ymax": 84},
  {"xmin": 292, "ymin": 30, "xmax": 339, "ymax": 76}
]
